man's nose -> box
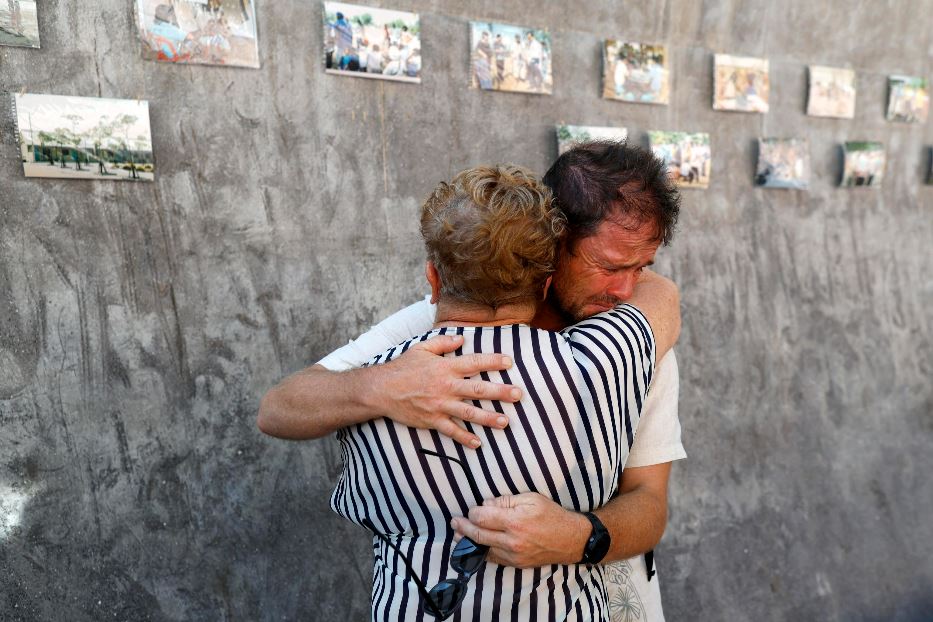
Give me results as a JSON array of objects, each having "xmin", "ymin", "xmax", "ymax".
[{"xmin": 607, "ymin": 273, "xmax": 637, "ymax": 301}]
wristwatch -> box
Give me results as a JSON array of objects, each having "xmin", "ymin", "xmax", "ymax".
[{"xmin": 579, "ymin": 512, "xmax": 611, "ymax": 565}]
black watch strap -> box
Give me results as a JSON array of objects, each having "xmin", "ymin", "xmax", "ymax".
[{"xmin": 579, "ymin": 512, "xmax": 611, "ymax": 565}]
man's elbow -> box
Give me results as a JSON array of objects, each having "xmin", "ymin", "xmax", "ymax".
[{"xmin": 256, "ymin": 391, "xmax": 283, "ymax": 437}]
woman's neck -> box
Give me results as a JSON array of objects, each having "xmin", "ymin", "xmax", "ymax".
[{"xmin": 433, "ymin": 298, "xmax": 537, "ymax": 328}]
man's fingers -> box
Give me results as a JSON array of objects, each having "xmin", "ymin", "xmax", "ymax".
[
  {"xmin": 415, "ymin": 334, "xmax": 465, "ymax": 356},
  {"xmin": 435, "ymin": 417, "xmax": 482, "ymax": 449},
  {"xmin": 443, "ymin": 401, "xmax": 509, "ymax": 430},
  {"xmin": 451, "ymin": 377, "xmax": 522, "ymax": 403},
  {"xmin": 450, "ymin": 517, "xmax": 512, "ymax": 550},
  {"xmin": 452, "ymin": 352, "xmax": 514, "ymax": 376},
  {"xmin": 467, "ymin": 504, "xmax": 513, "ymax": 531}
]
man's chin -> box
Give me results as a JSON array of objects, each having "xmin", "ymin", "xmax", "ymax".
[{"xmin": 574, "ymin": 302, "xmax": 617, "ymax": 320}]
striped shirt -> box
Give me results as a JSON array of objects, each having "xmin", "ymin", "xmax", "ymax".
[{"xmin": 331, "ymin": 304, "xmax": 655, "ymax": 621}]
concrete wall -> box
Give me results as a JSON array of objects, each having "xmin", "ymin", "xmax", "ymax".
[{"xmin": 1, "ymin": 1, "xmax": 931, "ymax": 620}]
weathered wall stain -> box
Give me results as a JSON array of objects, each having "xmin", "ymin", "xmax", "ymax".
[{"xmin": 1, "ymin": 1, "xmax": 931, "ymax": 620}]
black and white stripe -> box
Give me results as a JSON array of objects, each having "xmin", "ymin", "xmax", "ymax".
[{"xmin": 331, "ymin": 304, "xmax": 655, "ymax": 621}]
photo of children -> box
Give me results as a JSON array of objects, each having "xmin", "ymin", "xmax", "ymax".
[
  {"xmin": 556, "ymin": 125, "xmax": 628, "ymax": 155},
  {"xmin": 602, "ymin": 41, "xmax": 669, "ymax": 105},
  {"xmin": 0, "ymin": 0, "xmax": 39, "ymax": 48},
  {"xmin": 649, "ymin": 131, "xmax": 712, "ymax": 189},
  {"xmin": 136, "ymin": 0, "xmax": 260, "ymax": 68},
  {"xmin": 323, "ymin": 2, "xmax": 421, "ymax": 83},
  {"xmin": 713, "ymin": 54, "xmax": 770, "ymax": 113},
  {"xmin": 470, "ymin": 21, "xmax": 551, "ymax": 95},
  {"xmin": 841, "ymin": 141, "xmax": 885, "ymax": 188},
  {"xmin": 886, "ymin": 75, "xmax": 929, "ymax": 123},
  {"xmin": 807, "ymin": 66, "xmax": 856, "ymax": 119},
  {"xmin": 755, "ymin": 138, "xmax": 810, "ymax": 189}
]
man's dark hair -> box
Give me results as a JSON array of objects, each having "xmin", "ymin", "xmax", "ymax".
[{"xmin": 542, "ymin": 140, "xmax": 680, "ymax": 247}]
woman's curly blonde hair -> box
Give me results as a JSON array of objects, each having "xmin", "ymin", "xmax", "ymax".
[{"xmin": 420, "ymin": 165, "xmax": 567, "ymax": 309}]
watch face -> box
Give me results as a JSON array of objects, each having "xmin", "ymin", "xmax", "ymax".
[{"xmin": 583, "ymin": 514, "xmax": 611, "ymax": 564}]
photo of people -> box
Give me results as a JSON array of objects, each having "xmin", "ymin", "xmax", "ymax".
[
  {"xmin": 886, "ymin": 75, "xmax": 929, "ymax": 123},
  {"xmin": 602, "ymin": 41, "xmax": 669, "ymax": 105},
  {"xmin": 841, "ymin": 141, "xmax": 885, "ymax": 188},
  {"xmin": 13, "ymin": 93, "xmax": 155, "ymax": 182},
  {"xmin": 470, "ymin": 21, "xmax": 552, "ymax": 95},
  {"xmin": 807, "ymin": 66, "xmax": 856, "ymax": 119},
  {"xmin": 648, "ymin": 131, "xmax": 711, "ymax": 189},
  {"xmin": 0, "ymin": 0, "xmax": 39, "ymax": 48},
  {"xmin": 713, "ymin": 54, "xmax": 770, "ymax": 113},
  {"xmin": 136, "ymin": 0, "xmax": 260, "ymax": 68},
  {"xmin": 755, "ymin": 138, "xmax": 810, "ymax": 189},
  {"xmin": 323, "ymin": 2, "xmax": 421, "ymax": 83},
  {"xmin": 556, "ymin": 125, "xmax": 628, "ymax": 155}
]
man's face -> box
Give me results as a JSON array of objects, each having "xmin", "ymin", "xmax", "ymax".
[{"xmin": 550, "ymin": 218, "xmax": 660, "ymax": 321}]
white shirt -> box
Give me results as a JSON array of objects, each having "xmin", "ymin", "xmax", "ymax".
[{"xmin": 319, "ymin": 296, "xmax": 686, "ymax": 622}]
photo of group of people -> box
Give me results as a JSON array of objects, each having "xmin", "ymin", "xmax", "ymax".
[
  {"xmin": 649, "ymin": 131, "xmax": 712, "ymax": 189},
  {"xmin": 886, "ymin": 75, "xmax": 929, "ymax": 124},
  {"xmin": 755, "ymin": 138, "xmax": 810, "ymax": 189},
  {"xmin": 323, "ymin": 2, "xmax": 421, "ymax": 83},
  {"xmin": 713, "ymin": 54, "xmax": 770, "ymax": 113},
  {"xmin": 13, "ymin": 93, "xmax": 155, "ymax": 182},
  {"xmin": 470, "ymin": 22, "xmax": 552, "ymax": 94},
  {"xmin": 0, "ymin": 0, "xmax": 39, "ymax": 47},
  {"xmin": 136, "ymin": 0, "xmax": 260, "ymax": 68},
  {"xmin": 602, "ymin": 41, "xmax": 669, "ymax": 105},
  {"xmin": 807, "ymin": 66, "xmax": 857, "ymax": 119},
  {"xmin": 841, "ymin": 141, "xmax": 885, "ymax": 188},
  {"xmin": 555, "ymin": 125, "xmax": 628, "ymax": 155}
]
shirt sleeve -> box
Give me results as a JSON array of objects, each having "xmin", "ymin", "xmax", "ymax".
[
  {"xmin": 625, "ymin": 349, "xmax": 687, "ymax": 468},
  {"xmin": 317, "ymin": 295, "xmax": 437, "ymax": 371}
]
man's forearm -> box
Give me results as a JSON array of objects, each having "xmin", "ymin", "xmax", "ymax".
[
  {"xmin": 257, "ymin": 365, "xmax": 383, "ymax": 440},
  {"xmin": 590, "ymin": 483, "xmax": 668, "ymax": 562}
]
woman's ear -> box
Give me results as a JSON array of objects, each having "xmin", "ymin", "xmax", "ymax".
[
  {"xmin": 425, "ymin": 261, "xmax": 442, "ymax": 304},
  {"xmin": 542, "ymin": 275, "xmax": 553, "ymax": 301}
]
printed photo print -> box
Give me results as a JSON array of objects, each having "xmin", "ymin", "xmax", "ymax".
[
  {"xmin": 649, "ymin": 131, "xmax": 711, "ymax": 189},
  {"xmin": 0, "ymin": 0, "xmax": 39, "ymax": 48},
  {"xmin": 602, "ymin": 41, "xmax": 669, "ymax": 105},
  {"xmin": 136, "ymin": 0, "xmax": 260, "ymax": 68},
  {"xmin": 556, "ymin": 125, "xmax": 628, "ymax": 155},
  {"xmin": 755, "ymin": 138, "xmax": 810, "ymax": 189},
  {"xmin": 807, "ymin": 66, "xmax": 856, "ymax": 119},
  {"xmin": 841, "ymin": 141, "xmax": 885, "ymax": 188},
  {"xmin": 13, "ymin": 93, "xmax": 155, "ymax": 182},
  {"xmin": 324, "ymin": 2, "xmax": 421, "ymax": 83},
  {"xmin": 886, "ymin": 75, "xmax": 929, "ymax": 123},
  {"xmin": 470, "ymin": 21, "xmax": 552, "ymax": 95},
  {"xmin": 713, "ymin": 54, "xmax": 769, "ymax": 113}
]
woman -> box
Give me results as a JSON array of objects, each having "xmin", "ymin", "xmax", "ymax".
[{"xmin": 330, "ymin": 165, "xmax": 679, "ymax": 620}]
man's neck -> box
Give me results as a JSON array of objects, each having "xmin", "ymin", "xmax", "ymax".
[{"xmin": 433, "ymin": 299, "xmax": 537, "ymax": 328}]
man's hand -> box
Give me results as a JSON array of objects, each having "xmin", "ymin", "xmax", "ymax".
[
  {"xmin": 369, "ymin": 334, "xmax": 521, "ymax": 448},
  {"xmin": 450, "ymin": 493, "xmax": 590, "ymax": 568}
]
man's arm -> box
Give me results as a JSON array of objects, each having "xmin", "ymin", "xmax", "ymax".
[{"xmin": 257, "ymin": 337, "xmax": 519, "ymax": 447}]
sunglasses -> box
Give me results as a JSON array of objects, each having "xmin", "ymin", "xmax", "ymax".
[{"xmin": 361, "ymin": 447, "xmax": 489, "ymax": 620}]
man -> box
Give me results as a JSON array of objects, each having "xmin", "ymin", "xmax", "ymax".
[
  {"xmin": 328, "ymin": 11, "xmax": 353, "ymax": 69},
  {"xmin": 523, "ymin": 31, "xmax": 545, "ymax": 91},
  {"xmin": 259, "ymin": 142, "xmax": 685, "ymax": 620}
]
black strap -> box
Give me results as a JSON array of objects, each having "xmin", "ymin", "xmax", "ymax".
[{"xmin": 644, "ymin": 550, "xmax": 656, "ymax": 582}]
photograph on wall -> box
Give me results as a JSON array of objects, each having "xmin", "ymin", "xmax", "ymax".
[
  {"xmin": 470, "ymin": 21, "xmax": 551, "ymax": 95},
  {"xmin": 556, "ymin": 125, "xmax": 628, "ymax": 155},
  {"xmin": 136, "ymin": 0, "xmax": 260, "ymax": 68},
  {"xmin": 0, "ymin": 0, "xmax": 39, "ymax": 48},
  {"xmin": 841, "ymin": 141, "xmax": 885, "ymax": 188},
  {"xmin": 13, "ymin": 93, "xmax": 155, "ymax": 182},
  {"xmin": 807, "ymin": 65, "xmax": 856, "ymax": 119},
  {"xmin": 886, "ymin": 75, "xmax": 929, "ymax": 123},
  {"xmin": 648, "ymin": 131, "xmax": 711, "ymax": 189},
  {"xmin": 713, "ymin": 54, "xmax": 769, "ymax": 113},
  {"xmin": 601, "ymin": 40, "xmax": 669, "ymax": 105},
  {"xmin": 323, "ymin": 2, "xmax": 421, "ymax": 83},
  {"xmin": 755, "ymin": 138, "xmax": 810, "ymax": 189}
]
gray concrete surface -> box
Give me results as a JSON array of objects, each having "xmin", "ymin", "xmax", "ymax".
[{"xmin": 1, "ymin": 1, "xmax": 931, "ymax": 620}]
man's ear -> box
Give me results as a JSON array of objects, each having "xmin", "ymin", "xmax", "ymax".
[
  {"xmin": 542, "ymin": 275, "xmax": 553, "ymax": 301},
  {"xmin": 425, "ymin": 261, "xmax": 442, "ymax": 304}
]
